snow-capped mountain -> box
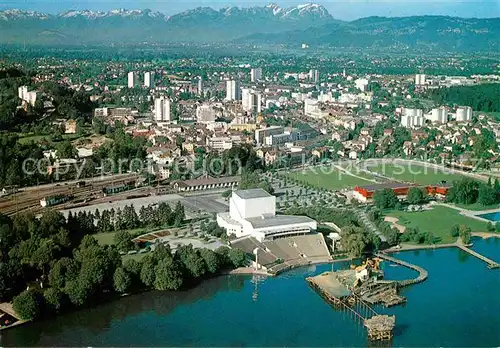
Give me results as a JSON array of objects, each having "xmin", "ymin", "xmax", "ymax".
[{"xmin": 0, "ymin": 3, "xmax": 495, "ymax": 52}]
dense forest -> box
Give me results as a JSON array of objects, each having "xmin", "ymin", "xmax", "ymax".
[
  {"xmin": 0, "ymin": 209, "xmax": 245, "ymax": 321},
  {"xmin": 425, "ymin": 83, "xmax": 500, "ymax": 112}
]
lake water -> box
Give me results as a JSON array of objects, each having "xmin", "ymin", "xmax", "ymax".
[
  {"xmin": 2, "ymin": 238, "xmax": 499, "ymax": 347},
  {"xmin": 477, "ymin": 211, "xmax": 500, "ymax": 221}
]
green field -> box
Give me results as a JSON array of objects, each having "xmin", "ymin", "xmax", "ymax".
[
  {"xmin": 94, "ymin": 232, "xmax": 117, "ymax": 246},
  {"xmin": 370, "ymin": 163, "xmax": 465, "ymax": 185},
  {"xmin": 286, "ymin": 166, "xmax": 374, "ymax": 190},
  {"xmin": 453, "ymin": 202, "xmax": 500, "ymax": 211},
  {"xmin": 387, "ymin": 206, "xmax": 488, "ymax": 244},
  {"xmin": 17, "ymin": 133, "xmax": 83, "ymax": 145}
]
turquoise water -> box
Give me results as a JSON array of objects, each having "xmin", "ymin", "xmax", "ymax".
[
  {"xmin": 1, "ymin": 239, "xmax": 499, "ymax": 347},
  {"xmin": 477, "ymin": 211, "xmax": 500, "ymax": 221}
]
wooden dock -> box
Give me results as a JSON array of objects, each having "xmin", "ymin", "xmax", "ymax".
[
  {"xmin": 456, "ymin": 244, "xmax": 500, "ymax": 269},
  {"xmin": 307, "ymin": 273, "xmax": 395, "ymax": 341},
  {"xmin": 375, "ymin": 252, "xmax": 429, "ymax": 287}
]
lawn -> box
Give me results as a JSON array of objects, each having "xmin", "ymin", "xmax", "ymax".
[
  {"xmin": 386, "ymin": 206, "xmax": 489, "ymax": 244},
  {"xmin": 286, "ymin": 166, "xmax": 374, "ymax": 190},
  {"xmin": 453, "ymin": 202, "xmax": 500, "ymax": 211},
  {"xmin": 17, "ymin": 133, "xmax": 83, "ymax": 145},
  {"xmin": 94, "ymin": 232, "xmax": 117, "ymax": 246},
  {"xmin": 370, "ymin": 163, "xmax": 465, "ymax": 185}
]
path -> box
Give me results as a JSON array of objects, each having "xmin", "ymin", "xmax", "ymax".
[
  {"xmin": 455, "ymin": 244, "xmax": 500, "ymax": 269},
  {"xmin": 356, "ymin": 210, "xmax": 387, "ymax": 242},
  {"xmin": 375, "ymin": 252, "xmax": 428, "ymax": 287}
]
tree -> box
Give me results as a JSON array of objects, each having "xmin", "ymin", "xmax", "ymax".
[
  {"xmin": 450, "ymin": 224, "xmax": 460, "ymax": 238},
  {"xmin": 48, "ymin": 257, "xmax": 78, "ymax": 289},
  {"xmin": 459, "ymin": 225, "xmax": 472, "ymax": 245},
  {"xmin": 114, "ymin": 231, "xmax": 134, "ymax": 252},
  {"xmin": 44, "ymin": 288, "xmax": 64, "ymax": 313},
  {"xmin": 487, "ymin": 222, "xmax": 495, "ymax": 232},
  {"xmin": 228, "ymin": 248, "xmax": 246, "ymax": 268},
  {"xmin": 140, "ymin": 256, "xmax": 156, "ymax": 288},
  {"xmin": 13, "ymin": 290, "xmax": 43, "ymax": 320},
  {"xmin": 64, "ymin": 279, "xmax": 91, "ymax": 306},
  {"xmin": 342, "ymin": 233, "xmax": 366, "ymax": 257},
  {"xmin": 373, "ymin": 189, "xmax": 399, "ymax": 210},
  {"xmin": 384, "ymin": 228, "xmax": 400, "ymax": 246},
  {"xmin": 176, "ymin": 245, "xmax": 206, "ymax": 278},
  {"xmin": 407, "ymin": 187, "xmax": 427, "ymax": 205},
  {"xmin": 154, "ymin": 258, "xmax": 183, "ymax": 291},
  {"xmin": 478, "ymin": 184, "xmax": 496, "ymax": 206},
  {"xmin": 496, "ymin": 221, "xmax": 500, "ymax": 233},
  {"xmin": 113, "ymin": 267, "xmax": 132, "ymax": 293},
  {"xmin": 199, "ymin": 248, "xmax": 220, "ymax": 274}
]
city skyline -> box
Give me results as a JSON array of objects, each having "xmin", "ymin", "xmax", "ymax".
[{"xmin": 0, "ymin": 0, "xmax": 498, "ymax": 20}]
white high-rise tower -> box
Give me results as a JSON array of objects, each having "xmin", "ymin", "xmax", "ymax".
[
  {"xmin": 128, "ymin": 72, "xmax": 137, "ymax": 88},
  {"xmin": 226, "ymin": 80, "xmax": 241, "ymax": 101},
  {"xmin": 144, "ymin": 72, "xmax": 154, "ymax": 88},
  {"xmin": 250, "ymin": 68, "xmax": 262, "ymax": 82},
  {"xmin": 154, "ymin": 96, "xmax": 172, "ymax": 122}
]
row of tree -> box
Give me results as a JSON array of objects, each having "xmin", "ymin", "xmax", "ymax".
[{"xmin": 446, "ymin": 177, "xmax": 500, "ymax": 207}]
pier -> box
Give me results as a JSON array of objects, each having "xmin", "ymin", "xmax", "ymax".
[
  {"xmin": 375, "ymin": 252, "xmax": 429, "ymax": 287},
  {"xmin": 456, "ymin": 244, "xmax": 500, "ymax": 269},
  {"xmin": 307, "ymin": 272, "xmax": 395, "ymax": 341}
]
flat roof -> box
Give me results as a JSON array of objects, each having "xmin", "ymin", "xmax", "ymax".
[
  {"xmin": 246, "ymin": 214, "xmax": 315, "ymax": 230},
  {"xmin": 175, "ymin": 176, "xmax": 240, "ymax": 188},
  {"xmin": 234, "ymin": 188, "xmax": 272, "ymax": 200},
  {"xmin": 356, "ymin": 182, "xmax": 419, "ymax": 191}
]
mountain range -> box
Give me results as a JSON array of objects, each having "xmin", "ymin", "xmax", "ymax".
[{"xmin": 0, "ymin": 4, "xmax": 498, "ymax": 52}]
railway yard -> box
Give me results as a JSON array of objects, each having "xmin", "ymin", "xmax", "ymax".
[{"xmin": 0, "ymin": 174, "xmax": 231, "ymax": 219}]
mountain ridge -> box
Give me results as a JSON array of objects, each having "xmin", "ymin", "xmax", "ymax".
[{"xmin": 0, "ymin": 5, "xmax": 498, "ymax": 52}]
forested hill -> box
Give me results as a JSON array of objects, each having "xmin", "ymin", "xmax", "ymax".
[
  {"xmin": 425, "ymin": 84, "xmax": 500, "ymax": 112},
  {"xmin": 0, "ymin": 6, "xmax": 498, "ymax": 52}
]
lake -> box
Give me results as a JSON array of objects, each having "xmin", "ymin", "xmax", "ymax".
[
  {"xmin": 477, "ymin": 211, "xmax": 500, "ymax": 222},
  {"xmin": 1, "ymin": 238, "xmax": 499, "ymax": 347}
]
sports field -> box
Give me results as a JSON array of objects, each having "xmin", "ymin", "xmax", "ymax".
[
  {"xmin": 369, "ymin": 163, "xmax": 465, "ymax": 185},
  {"xmin": 286, "ymin": 166, "xmax": 375, "ymax": 190},
  {"xmin": 387, "ymin": 206, "xmax": 488, "ymax": 244}
]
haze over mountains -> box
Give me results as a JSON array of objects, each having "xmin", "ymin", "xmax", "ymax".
[{"xmin": 0, "ymin": 3, "xmax": 498, "ymax": 52}]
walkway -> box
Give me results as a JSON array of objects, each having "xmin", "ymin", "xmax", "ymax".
[
  {"xmin": 375, "ymin": 252, "xmax": 428, "ymax": 287},
  {"xmin": 356, "ymin": 210, "xmax": 387, "ymax": 243},
  {"xmin": 456, "ymin": 244, "xmax": 500, "ymax": 269}
]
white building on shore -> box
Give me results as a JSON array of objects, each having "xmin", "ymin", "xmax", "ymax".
[{"xmin": 217, "ymin": 188, "xmax": 317, "ymax": 242}]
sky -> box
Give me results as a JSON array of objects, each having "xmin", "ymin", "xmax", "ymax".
[{"xmin": 0, "ymin": 0, "xmax": 498, "ymax": 20}]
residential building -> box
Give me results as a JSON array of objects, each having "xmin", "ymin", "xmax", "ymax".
[
  {"xmin": 128, "ymin": 72, "xmax": 137, "ymax": 88},
  {"xmin": 309, "ymin": 69, "xmax": 319, "ymax": 83},
  {"xmin": 226, "ymin": 80, "xmax": 241, "ymax": 101},
  {"xmin": 154, "ymin": 96, "xmax": 171, "ymax": 122},
  {"xmin": 250, "ymin": 68, "xmax": 262, "ymax": 82},
  {"xmin": 426, "ymin": 107, "xmax": 448, "ymax": 124},
  {"xmin": 255, "ymin": 126, "xmax": 284, "ymax": 145},
  {"xmin": 196, "ymin": 104, "xmax": 217, "ymax": 124},
  {"xmin": 456, "ymin": 106, "xmax": 473, "ymax": 122},
  {"xmin": 144, "ymin": 72, "xmax": 154, "ymax": 88},
  {"xmin": 415, "ymin": 74, "xmax": 426, "ymax": 86}
]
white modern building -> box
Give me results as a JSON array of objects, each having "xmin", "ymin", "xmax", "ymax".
[
  {"xmin": 255, "ymin": 126, "xmax": 284, "ymax": 145},
  {"xmin": 144, "ymin": 72, "xmax": 154, "ymax": 88},
  {"xmin": 226, "ymin": 80, "xmax": 241, "ymax": 101},
  {"xmin": 309, "ymin": 69, "xmax": 319, "ymax": 83},
  {"xmin": 196, "ymin": 104, "xmax": 217, "ymax": 124},
  {"xmin": 250, "ymin": 68, "xmax": 262, "ymax": 82},
  {"xmin": 401, "ymin": 108, "xmax": 425, "ymax": 128},
  {"xmin": 242, "ymin": 88, "xmax": 262, "ymax": 113},
  {"xmin": 197, "ymin": 77, "xmax": 203, "ymax": 95},
  {"xmin": 154, "ymin": 96, "xmax": 171, "ymax": 122},
  {"xmin": 426, "ymin": 106, "xmax": 448, "ymax": 124},
  {"xmin": 128, "ymin": 72, "xmax": 137, "ymax": 88},
  {"xmin": 355, "ymin": 78, "xmax": 369, "ymax": 92},
  {"xmin": 217, "ymin": 188, "xmax": 317, "ymax": 242},
  {"xmin": 18, "ymin": 86, "xmax": 38, "ymax": 106},
  {"xmin": 455, "ymin": 106, "xmax": 473, "ymax": 122},
  {"xmin": 415, "ymin": 74, "xmax": 426, "ymax": 86}
]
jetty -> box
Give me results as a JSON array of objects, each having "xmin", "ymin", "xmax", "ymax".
[
  {"xmin": 307, "ymin": 271, "xmax": 395, "ymax": 341},
  {"xmin": 375, "ymin": 252, "xmax": 429, "ymax": 287},
  {"xmin": 456, "ymin": 244, "xmax": 500, "ymax": 269}
]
